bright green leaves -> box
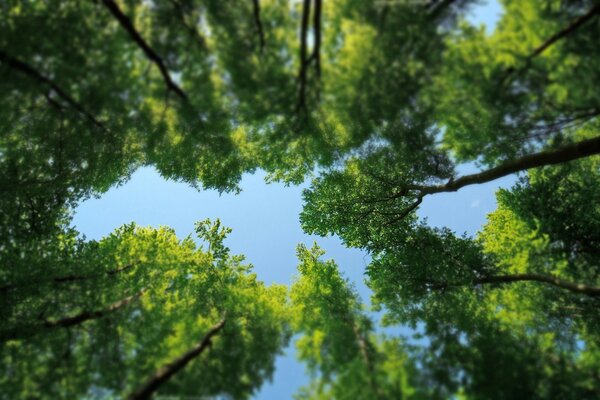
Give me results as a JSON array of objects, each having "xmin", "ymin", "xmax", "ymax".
[
  {"xmin": 291, "ymin": 244, "xmax": 446, "ymax": 400},
  {"xmin": 291, "ymin": 243, "xmax": 367, "ymax": 376},
  {"xmin": 0, "ymin": 220, "xmax": 291, "ymax": 399},
  {"xmin": 301, "ymin": 143, "xmax": 452, "ymax": 253},
  {"xmin": 2, "ymin": 0, "xmax": 600, "ymax": 398},
  {"xmin": 430, "ymin": 1, "xmax": 600, "ymax": 164},
  {"xmin": 195, "ymin": 218, "xmax": 233, "ymax": 261}
]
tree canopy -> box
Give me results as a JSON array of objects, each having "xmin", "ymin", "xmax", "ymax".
[{"xmin": 1, "ymin": 0, "xmax": 600, "ymax": 398}]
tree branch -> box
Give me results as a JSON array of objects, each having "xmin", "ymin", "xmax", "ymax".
[
  {"xmin": 1, "ymin": 289, "xmax": 145, "ymax": 341},
  {"xmin": 100, "ymin": 0, "xmax": 188, "ymax": 100},
  {"xmin": 502, "ymin": 4, "xmax": 600, "ymax": 82},
  {"xmin": 297, "ymin": 0, "xmax": 312, "ymax": 112},
  {"xmin": 415, "ymin": 135, "xmax": 600, "ymax": 196},
  {"xmin": 0, "ymin": 264, "xmax": 134, "ymax": 293},
  {"xmin": 427, "ymin": 273, "xmax": 600, "ymax": 298},
  {"xmin": 382, "ymin": 196, "xmax": 423, "ymax": 227},
  {"xmin": 128, "ymin": 318, "xmax": 226, "ymax": 400},
  {"xmin": 312, "ymin": 0, "xmax": 322, "ymax": 78},
  {"xmin": 0, "ymin": 50, "xmax": 107, "ymax": 132},
  {"xmin": 252, "ymin": 0, "xmax": 266, "ymax": 53}
]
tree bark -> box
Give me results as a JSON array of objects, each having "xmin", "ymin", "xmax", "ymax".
[{"xmin": 128, "ymin": 318, "xmax": 226, "ymax": 400}]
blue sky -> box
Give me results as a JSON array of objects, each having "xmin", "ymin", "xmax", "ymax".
[{"xmin": 73, "ymin": 1, "xmax": 505, "ymax": 398}]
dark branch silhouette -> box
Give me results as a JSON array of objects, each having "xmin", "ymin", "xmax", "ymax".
[
  {"xmin": 100, "ymin": 0, "xmax": 188, "ymax": 100},
  {"xmin": 297, "ymin": 0, "xmax": 312, "ymax": 112},
  {"xmin": 252, "ymin": 0, "xmax": 266, "ymax": 53},
  {"xmin": 426, "ymin": 273, "xmax": 600, "ymax": 297},
  {"xmin": 368, "ymin": 135, "xmax": 600, "ymax": 224},
  {"xmin": 128, "ymin": 318, "xmax": 226, "ymax": 400},
  {"xmin": 296, "ymin": 0, "xmax": 322, "ymax": 112},
  {"xmin": 382, "ymin": 196, "xmax": 423, "ymax": 227},
  {"xmin": 0, "ymin": 264, "xmax": 134, "ymax": 293},
  {"xmin": 312, "ymin": 0, "xmax": 322, "ymax": 77},
  {"xmin": 502, "ymin": 4, "xmax": 600, "ymax": 82},
  {"xmin": 1, "ymin": 289, "xmax": 145, "ymax": 342},
  {"xmin": 413, "ymin": 135, "xmax": 600, "ymax": 196},
  {"xmin": 0, "ymin": 50, "xmax": 107, "ymax": 131}
]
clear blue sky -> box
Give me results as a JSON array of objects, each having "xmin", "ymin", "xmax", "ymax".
[{"xmin": 72, "ymin": 2, "xmax": 504, "ymax": 398}]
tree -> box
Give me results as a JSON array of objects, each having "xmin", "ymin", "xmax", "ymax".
[
  {"xmin": 3, "ymin": 0, "xmax": 600, "ymax": 398},
  {"xmin": 290, "ymin": 244, "xmax": 438, "ymax": 399},
  {"xmin": 0, "ymin": 220, "xmax": 290, "ymax": 399},
  {"xmin": 301, "ymin": 131, "xmax": 600, "ymax": 397}
]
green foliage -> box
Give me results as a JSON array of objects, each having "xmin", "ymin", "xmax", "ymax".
[
  {"xmin": 290, "ymin": 244, "xmax": 437, "ymax": 400},
  {"xmin": 2, "ymin": 0, "xmax": 600, "ymax": 397},
  {"xmin": 0, "ymin": 220, "xmax": 290, "ymax": 399}
]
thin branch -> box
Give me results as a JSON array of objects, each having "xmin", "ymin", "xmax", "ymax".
[
  {"xmin": 427, "ymin": 273, "xmax": 600, "ymax": 298},
  {"xmin": 44, "ymin": 289, "xmax": 145, "ymax": 329},
  {"xmin": 128, "ymin": 318, "xmax": 226, "ymax": 400},
  {"xmin": 0, "ymin": 50, "xmax": 107, "ymax": 132},
  {"xmin": 0, "ymin": 264, "xmax": 134, "ymax": 293},
  {"xmin": 382, "ymin": 196, "xmax": 423, "ymax": 227},
  {"xmin": 502, "ymin": 4, "xmax": 600, "ymax": 82},
  {"xmin": 528, "ymin": 4, "xmax": 600, "ymax": 60},
  {"xmin": 100, "ymin": 0, "xmax": 188, "ymax": 100},
  {"xmin": 1, "ymin": 289, "xmax": 145, "ymax": 341},
  {"xmin": 297, "ymin": 0, "xmax": 312, "ymax": 112},
  {"xmin": 252, "ymin": 0, "xmax": 266, "ymax": 53},
  {"xmin": 415, "ymin": 135, "xmax": 600, "ymax": 196}
]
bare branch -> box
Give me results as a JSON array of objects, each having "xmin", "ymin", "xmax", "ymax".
[
  {"xmin": 128, "ymin": 318, "xmax": 226, "ymax": 400},
  {"xmin": 0, "ymin": 50, "xmax": 107, "ymax": 132},
  {"xmin": 100, "ymin": 0, "xmax": 188, "ymax": 100}
]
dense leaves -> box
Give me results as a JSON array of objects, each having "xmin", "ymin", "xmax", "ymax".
[
  {"xmin": 2, "ymin": 0, "xmax": 600, "ymax": 398},
  {"xmin": 1, "ymin": 220, "xmax": 290, "ymax": 398}
]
